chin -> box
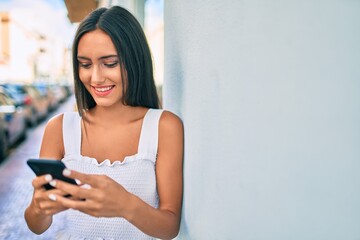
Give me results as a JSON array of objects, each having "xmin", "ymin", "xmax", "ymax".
[{"xmin": 94, "ymin": 99, "xmax": 123, "ymax": 108}]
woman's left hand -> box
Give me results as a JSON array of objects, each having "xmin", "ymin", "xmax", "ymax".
[{"xmin": 47, "ymin": 169, "xmax": 132, "ymax": 218}]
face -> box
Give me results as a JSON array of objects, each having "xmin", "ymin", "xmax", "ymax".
[{"xmin": 77, "ymin": 29, "xmax": 124, "ymax": 108}]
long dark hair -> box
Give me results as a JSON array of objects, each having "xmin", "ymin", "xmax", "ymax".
[{"xmin": 72, "ymin": 6, "xmax": 160, "ymax": 115}]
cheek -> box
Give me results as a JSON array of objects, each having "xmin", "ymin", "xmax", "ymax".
[
  {"xmin": 79, "ymin": 69, "xmax": 90, "ymax": 83},
  {"xmin": 109, "ymin": 69, "xmax": 123, "ymax": 83}
]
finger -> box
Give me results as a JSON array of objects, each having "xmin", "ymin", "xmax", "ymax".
[
  {"xmin": 49, "ymin": 179, "xmax": 90, "ymax": 200},
  {"xmin": 38, "ymin": 197, "xmax": 59, "ymax": 209},
  {"xmin": 62, "ymin": 169, "xmax": 96, "ymax": 187},
  {"xmin": 32, "ymin": 174, "xmax": 53, "ymax": 189},
  {"xmin": 48, "ymin": 193, "xmax": 90, "ymax": 214},
  {"xmin": 38, "ymin": 198, "xmax": 67, "ymax": 215},
  {"xmin": 46, "ymin": 188, "xmax": 72, "ymax": 198},
  {"xmin": 34, "ymin": 189, "xmax": 62, "ymax": 205}
]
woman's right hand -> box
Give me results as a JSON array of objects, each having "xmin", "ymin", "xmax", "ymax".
[{"xmin": 30, "ymin": 174, "xmax": 70, "ymax": 216}]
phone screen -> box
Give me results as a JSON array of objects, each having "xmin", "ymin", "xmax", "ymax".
[{"xmin": 27, "ymin": 159, "xmax": 77, "ymax": 190}]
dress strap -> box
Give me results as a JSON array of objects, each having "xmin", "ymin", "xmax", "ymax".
[
  {"xmin": 137, "ymin": 109, "xmax": 164, "ymax": 157},
  {"xmin": 62, "ymin": 112, "xmax": 82, "ymax": 156}
]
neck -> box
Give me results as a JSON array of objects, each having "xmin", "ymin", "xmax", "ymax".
[{"xmin": 85, "ymin": 102, "xmax": 134, "ymax": 125}]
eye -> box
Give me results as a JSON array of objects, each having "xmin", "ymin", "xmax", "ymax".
[
  {"xmin": 104, "ymin": 62, "xmax": 119, "ymax": 68},
  {"xmin": 79, "ymin": 62, "xmax": 91, "ymax": 69}
]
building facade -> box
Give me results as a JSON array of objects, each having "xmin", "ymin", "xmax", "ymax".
[{"xmin": 0, "ymin": 9, "xmax": 72, "ymax": 84}]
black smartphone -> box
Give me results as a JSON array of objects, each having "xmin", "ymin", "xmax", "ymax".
[{"xmin": 27, "ymin": 159, "xmax": 77, "ymax": 190}]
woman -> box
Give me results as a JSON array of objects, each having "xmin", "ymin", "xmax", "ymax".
[{"xmin": 24, "ymin": 6, "xmax": 183, "ymax": 240}]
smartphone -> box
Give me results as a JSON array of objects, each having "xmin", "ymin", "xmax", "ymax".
[{"xmin": 27, "ymin": 159, "xmax": 77, "ymax": 190}]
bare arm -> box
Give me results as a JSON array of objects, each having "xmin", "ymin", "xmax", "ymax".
[
  {"xmin": 49, "ymin": 111, "xmax": 184, "ymax": 239},
  {"xmin": 125, "ymin": 111, "xmax": 184, "ymax": 238},
  {"xmin": 24, "ymin": 114, "xmax": 66, "ymax": 234}
]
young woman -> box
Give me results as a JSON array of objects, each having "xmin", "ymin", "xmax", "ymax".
[{"xmin": 24, "ymin": 6, "xmax": 183, "ymax": 240}]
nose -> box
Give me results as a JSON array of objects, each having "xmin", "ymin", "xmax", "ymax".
[{"xmin": 91, "ymin": 65, "xmax": 105, "ymax": 84}]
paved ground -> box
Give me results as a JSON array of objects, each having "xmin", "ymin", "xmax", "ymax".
[{"xmin": 0, "ymin": 96, "xmax": 76, "ymax": 240}]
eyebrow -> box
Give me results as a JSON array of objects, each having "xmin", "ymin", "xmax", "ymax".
[{"xmin": 77, "ymin": 55, "xmax": 119, "ymax": 61}]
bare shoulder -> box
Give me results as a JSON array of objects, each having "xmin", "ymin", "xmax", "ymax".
[
  {"xmin": 40, "ymin": 113, "xmax": 65, "ymax": 159},
  {"xmin": 157, "ymin": 110, "xmax": 184, "ymax": 159},
  {"xmin": 159, "ymin": 110, "xmax": 184, "ymax": 134},
  {"xmin": 45, "ymin": 113, "xmax": 64, "ymax": 132}
]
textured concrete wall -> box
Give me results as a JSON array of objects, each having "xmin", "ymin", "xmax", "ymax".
[{"xmin": 163, "ymin": 1, "xmax": 360, "ymax": 239}]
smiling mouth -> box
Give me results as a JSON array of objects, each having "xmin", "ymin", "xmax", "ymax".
[
  {"xmin": 94, "ymin": 86, "xmax": 114, "ymax": 92},
  {"xmin": 91, "ymin": 85, "xmax": 115, "ymax": 96}
]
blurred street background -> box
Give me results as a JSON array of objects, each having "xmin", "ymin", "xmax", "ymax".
[
  {"xmin": 0, "ymin": 95, "xmax": 74, "ymax": 240},
  {"xmin": 0, "ymin": 0, "xmax": 163, "ymax": 239}
]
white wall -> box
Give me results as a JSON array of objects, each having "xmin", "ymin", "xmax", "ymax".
[{"xmin": 164, "ymin": 1, "xmax": 360, "ymax": 239}]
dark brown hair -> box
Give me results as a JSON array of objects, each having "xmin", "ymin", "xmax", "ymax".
[{"xmin": 72, "ymin": 6, "xmax": 160, "ymax": 115}]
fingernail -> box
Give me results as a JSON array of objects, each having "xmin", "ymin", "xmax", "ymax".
[
  {"xmin": 48, "ymin": 194, "xmax": 57, "ymax": 201},
  {"xmin": 45, "ymin": 174, "xmax": 53, "ymax": 182},
  {"xmin": 49, "ymin": 180, "xmax": 56, "ymax": 187},
  {"xmin": 75, "ymin": 179, "xmax": 82, "ymax": 185},
  {"xmin": 81, "ymin": 184, "xmax": 92, "ymax": 190},
  {"xmin": 63, "ymin": 169, "xmax": 71, "ymax": 176}
]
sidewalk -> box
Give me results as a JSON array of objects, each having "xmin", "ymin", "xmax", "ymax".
[{"xmin": 0, "ymin": 96, "xmax": 76, "ymax": 240}]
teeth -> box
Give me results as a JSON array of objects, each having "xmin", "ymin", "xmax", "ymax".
[{"xmin": 95, "ymin": 86, "xmax": 113, "ymax": 92}]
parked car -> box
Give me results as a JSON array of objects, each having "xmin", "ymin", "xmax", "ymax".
[
  {"xmin": 60, "ymin": 83, "xmax": 74, "ymax": 99},
  {"xmin": 24, "ymin": 84, "xmax": 49, "ymax": 121},
  {"xmin": 0, "ymin": 84, "xmax": 37, "ymax": 127},
  {"xmin": 32, "ymin": 83, "xmax": 59, "ymax": 112},
  {"xmin": 0, "ymin": 87, "xmax": 27, "ymax": 160},
  {"xmin": 2, "ymin": 83, "xmax": 48, "ymax": 123},
  {"xmin": 49, "ymin": 84, "xmax": 69, "ymax": 104},
  {"xmin": 0, "ymin": 113, "xmax": 8, "ymax": 161}
]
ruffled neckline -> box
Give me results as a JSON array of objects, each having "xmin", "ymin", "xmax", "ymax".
[{"xmin": 62, "ymin": 152, "xmax": 156, "ymax": 167}]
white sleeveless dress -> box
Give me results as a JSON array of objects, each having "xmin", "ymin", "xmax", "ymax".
[{"xmin": 56, "ymin": 109, "xmax": 163, "ymax": 240}]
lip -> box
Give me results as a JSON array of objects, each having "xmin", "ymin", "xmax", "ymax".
[{"xmin": 91, "ymin": 85, "xmax": 115, "ymax": 97}]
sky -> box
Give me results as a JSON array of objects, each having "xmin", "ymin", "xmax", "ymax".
[
  {"xmin": 0, "ymin": 0, "xmax": 76, "ymax": 47},
  {"xmin": 0, "ymin": 0, "xmax": 163, "ymax": 46},
  {"xmin": 145, "ymin": 0, "xmax": 164, "ymax": 30}
]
